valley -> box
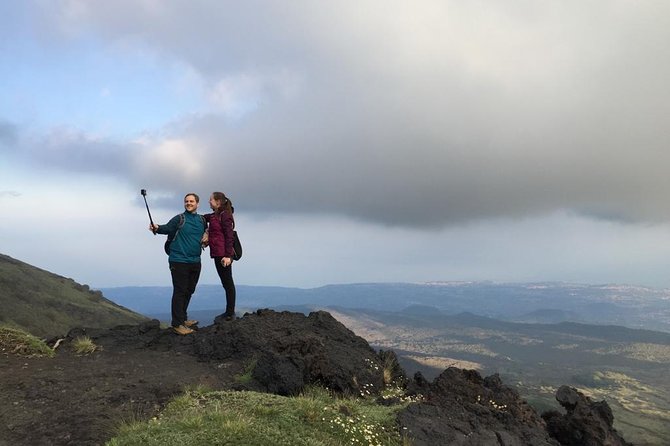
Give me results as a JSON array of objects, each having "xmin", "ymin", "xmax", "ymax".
[
  {"xmin": 102, "ymin": 281, "xmax": 670, "ymax": 444},
  {"xmin": 326, "ymin": 307, "xmax": 670, "ymax": 446}
]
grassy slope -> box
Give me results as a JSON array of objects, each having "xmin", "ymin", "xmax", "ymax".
[
  {"xmin": 107, "ymin": 386, "xmax": 410, "ymax": 446},
  {"xmin": 0, "ymin": 326, "xmax": 55, "ymax": 357},
  {"xmin": 0, "ymin": 253, "xmax": 147, "ymax": 338}
]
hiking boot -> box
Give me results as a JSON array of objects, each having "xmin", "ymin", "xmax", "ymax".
[
  {"xmin": 173, "ymin": 325, "xmax": 194, "ymax": 335},
  {"xmin": 184, "ymin": 320, "xmax": 198, "ymax": 327},
  {"xmin": 214, "ymin": 312, "xmax": 235, "ymax": 324}
]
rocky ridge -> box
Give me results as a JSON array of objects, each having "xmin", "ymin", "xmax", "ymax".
[{"xmin": 0, "ymin": 309, "xmax": 631, "ymax": 445}]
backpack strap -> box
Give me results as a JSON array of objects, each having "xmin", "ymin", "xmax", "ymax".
[
  {"xmin": 172, "ymin": 213, "xmax": 206, "ymax": 239},
  {"xmin": 164, "ymin": 213, "xmax": 185, "ymax": 255},
  {"xmin": 170, "ymin": 213, "xmax": 186, "ymax": 241}
]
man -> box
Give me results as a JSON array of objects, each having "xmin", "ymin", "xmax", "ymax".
[{"xmin": 149, "ymin": 193, "xmax": 206, "ymax": 335}]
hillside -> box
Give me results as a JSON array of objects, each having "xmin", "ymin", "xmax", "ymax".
[
  {"xmin": 0, "ymin": 310, "xmax": 630, "ymax": 446},
  {"xmin": 0, "ymin": 253, "xmax": 146, "ymax": 337},
  {"xmin": 100, "ymin": 282, "xmax": 670, "ymax": 444},
  {"xmin": 326, "ymin": 306, "xmax": 670, "ymax": 445}
]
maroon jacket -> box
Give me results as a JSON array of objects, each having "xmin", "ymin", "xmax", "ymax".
[{"xmin": 204, "ymin": 211, "xmax": 235, "ymax": 259}]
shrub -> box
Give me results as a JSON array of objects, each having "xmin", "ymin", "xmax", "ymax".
[{"xmin": 72, "ymin": 336, "xmax": 101, "ymax": 355}]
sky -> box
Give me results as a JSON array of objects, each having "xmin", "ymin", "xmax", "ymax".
[{"xmin": 2, "ymin": 1, "xmax": 670, "ymax": 289}]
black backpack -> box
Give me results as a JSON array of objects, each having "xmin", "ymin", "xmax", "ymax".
[
  {"xmin": 218, "ymin": 212, "xmax": 242, "ymax": 261},
  {"xmin": 232, "ymin": 227, "xmax": 242, "ymax": 261},
  {"xmin": 164, "ymin": 213, "xmax": 207, "ymax": 255}
]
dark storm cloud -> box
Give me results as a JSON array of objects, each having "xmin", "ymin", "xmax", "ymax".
[{"xmin": 33, "ymin": 1, "xmax": 670, "ymax": 226}]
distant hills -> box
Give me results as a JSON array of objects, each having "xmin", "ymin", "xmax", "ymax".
[
  {"xmin": 102, "ymin": 281, "xmax": 670, "ymax": 333},
  {"xmin": 101, "ymin": 281, "xmax": 670, "ymax": 444},
  {"xmin": 326, "ymin": 306, "xmax": 670, "ymax": 445},
  {"xmin": 0, "ymin": 253, "xmax": 146, "ymax": 337}
]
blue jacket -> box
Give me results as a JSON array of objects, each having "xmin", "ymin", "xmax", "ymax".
[{"xmin": 157, "ymin": 212, "xmax": 206, "ymax": 263}]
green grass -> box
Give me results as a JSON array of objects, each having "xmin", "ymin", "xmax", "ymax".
[
  {"xmin": 107, "ymin": 386, "xmax": 413, "ymax": 446},
  {"xmin": 233, "ymin": 357, "xmax": 257, "ymax": 385},
  {"xmin": 72, "ymin": 336, "xmax": 101, "ymax": 355},
  {"xmin": 0, "ymin": 325, "xmax": 55, "ymax": 357},
  {"xmin": 0, "ymin": 253, "xmax": 147, "ymax": 338}
]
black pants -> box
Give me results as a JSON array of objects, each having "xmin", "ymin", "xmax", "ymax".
[
  {"xmin": 169, "ymin": 261, "xmax": 202, "ymax": 327},
  {"xmin": 214, "ymin": 258, "xmax": 236, "ymax": 316}
]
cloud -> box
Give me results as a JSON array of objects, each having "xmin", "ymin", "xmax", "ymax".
[
  {"xmin": 17, "ymin": 126, "xmax": 133, "ymax": 175},
  {"xmin": 0, "ymin": 120, "xmax": 18, "ymax": 146},
  {"xmin": 0, "ymin": 190, "xmax": 21, "ymax": 198},
  {"xmin": 204, "ymin": 70, "xmax": 302, "ymax": 119},
  {"xmin": 134, "ymin": 137, "xmax": 204, "ymax": 184},
  {"xmin": 7, "ymin": 126, "xmax": 205, "ymax": 200},
  {"xmin": 21, "ymin": 1, "xmax": 670, "ymax": 227}
]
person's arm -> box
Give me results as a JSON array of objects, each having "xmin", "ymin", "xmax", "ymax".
[
  {"xmin": 201, "ymin": 216, "xmax": 210, "ymax": 247},
  {"xmin": 221, "ymin": 212, "xmax": 235, "ymax": 260},
  {"xmin": 153, "ymin": 215, "xmax": 181, "ymax": 235}
]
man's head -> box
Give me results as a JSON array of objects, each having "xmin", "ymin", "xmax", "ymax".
[{"xmin": 183, "ymin": 193, "xmax": 200, "ymax": 213}]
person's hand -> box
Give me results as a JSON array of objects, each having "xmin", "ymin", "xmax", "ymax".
[
  {"xmin": 201, "ymin": 232, "xmax": 209, "ymax": 247},
  {"xmin": 149, "ymin": 223, "xmax": 159, "ymax": 233},
  {"xmin": 221, "ymin": 257, "xmax": 232, "ymax": 267}
]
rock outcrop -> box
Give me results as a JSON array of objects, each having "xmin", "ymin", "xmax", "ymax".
[
  {"xmin": 193, "ymin": 309, "xmax": 387, "ymax": 396},
  {"xmin": 398, "ymin": 367, "xmax": 560, "ymax": 445},
  {"xmin": 542, "ymin": 385, "xmax": 632, "ymax": 446},
  {"xmin": 61, "ymin": 310, "xmax": 632, "ymax": 446},
  {"xmin": 66, "ymin": 309, "xmax": 389, "ymax": 396}
]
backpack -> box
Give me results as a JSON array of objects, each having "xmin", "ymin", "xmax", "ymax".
[
  {"xmin": 232, "ymin": 229, "xmax": 242, "ymax": 261},
  {"xmin": 164, "ymin": 213, "xmax": 207, "ymax": 255},
  {"xmin": 219, "ymin": 213, "xmax": 242, "ymax": 261}
]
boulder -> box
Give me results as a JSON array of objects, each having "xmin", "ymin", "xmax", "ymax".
[
  {"xmin": 193, "ymin": 309, "xmax": 389, "ymax": 396},
  {"xmin": 542, "ymin": 385, "xmax": 632, "ymax": 446},
  {"xmin": 397, "ymin": 367, "xmax": 560, "ymax": 446}
]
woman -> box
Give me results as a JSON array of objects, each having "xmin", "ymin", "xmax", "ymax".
[{"xmin": 204, "ymin": 191, "xmax": 236, "ymax": 321}]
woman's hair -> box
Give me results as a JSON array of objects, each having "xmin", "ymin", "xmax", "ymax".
[{"xmin": 212, "ymin": 191, "xmax": 233, "ymax": 214}]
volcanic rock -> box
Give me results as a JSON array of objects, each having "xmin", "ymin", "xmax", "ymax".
[
  {"xmin": 542, "ymin": 385, "xmax": 632, "ymax": 446},
  {"xmin": 66, "ymin": 309, "xmax": 389, "ymax": 396},
  {"xmin": 4, "ymin": 310, "xmax": 634, "ymax": 446},
  {"xmin": 397, "ymin": 367, "xmax": 560, "ymax": 446}
]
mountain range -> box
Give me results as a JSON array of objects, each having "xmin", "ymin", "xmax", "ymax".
[{"xmin": 102, "ymin": 281, "xmax": 670, "ymax": 333}]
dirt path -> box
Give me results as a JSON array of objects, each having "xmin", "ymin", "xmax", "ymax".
[{"xmin": 0, "ymin": 335, "xmax": 241, "ymax": 446}]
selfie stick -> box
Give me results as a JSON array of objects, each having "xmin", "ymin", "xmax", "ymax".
[{"xmin": 140, "ymin": 189, "xmax": 156, "ymax": 234}]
